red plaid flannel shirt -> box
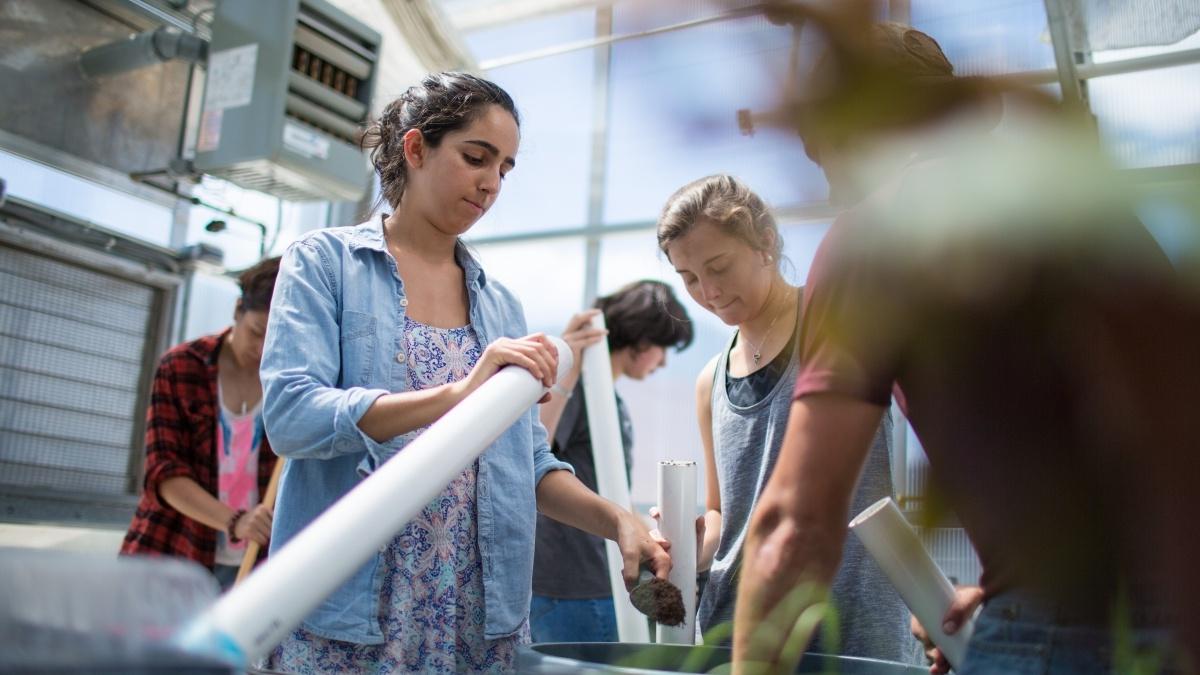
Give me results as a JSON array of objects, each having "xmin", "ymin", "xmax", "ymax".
[{"xmin": 120, "ymin": 329, "xmax": 277, "ymax": 569}]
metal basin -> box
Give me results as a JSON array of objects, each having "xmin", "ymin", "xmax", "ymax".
[{"xmin": 518, "ymin": 643, "xmax": 927, "ymax": 674}]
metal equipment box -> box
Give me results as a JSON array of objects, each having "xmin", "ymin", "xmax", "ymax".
[{"xmin": 194, "ymin": 0, "xmax": 380, "ymax": 202}]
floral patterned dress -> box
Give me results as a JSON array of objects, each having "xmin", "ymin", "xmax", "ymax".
[{"xmin": 270, "ymin": 316, "xmax": 529, "ymax": 674}]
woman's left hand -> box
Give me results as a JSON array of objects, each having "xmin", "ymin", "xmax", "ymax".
[{"xmin": 614, "ymin": 510, "xmax": 672, "ymax": 590}]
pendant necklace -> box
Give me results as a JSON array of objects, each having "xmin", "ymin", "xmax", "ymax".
[{"xmin": 743, "ymin": 287, "xmax": 793, "ymax": 367}]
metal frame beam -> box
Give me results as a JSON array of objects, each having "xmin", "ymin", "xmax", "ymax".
[
  {"xmin": 581, "ymin": 5, "xmax": 613, "ymax": 306},
  {"xmin": 450, "ymin": 0, "xmax": 614, "ymax": 32}
]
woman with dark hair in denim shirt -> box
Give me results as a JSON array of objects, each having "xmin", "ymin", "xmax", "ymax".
[{"xmin": 260, "ymin": 72, "xmax": 671, "ymax": 674}]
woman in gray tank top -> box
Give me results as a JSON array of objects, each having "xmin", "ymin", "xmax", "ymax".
[{"xmin": 656, "ymin": 175, "xmax": 917, "ymax": 663}]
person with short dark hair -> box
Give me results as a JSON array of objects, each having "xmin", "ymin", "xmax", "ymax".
[
  {"xmin": 531, "ymin": 279, "xmax": 693, "ymax": 643},
  {"xmin": 121, "ymin": 256, "xmax": 282, "ymax": 591}
]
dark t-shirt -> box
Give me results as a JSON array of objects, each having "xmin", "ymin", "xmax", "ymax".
[
  {"xmin": 794, "ymin": 192, "xmax": 1199, "ymax": 621},
  {"xmin": 532, "ymin": 381, "xmax": 633, "ymax": 598}
]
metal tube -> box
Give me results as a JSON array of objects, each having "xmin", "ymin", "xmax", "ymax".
[
  {"xmin": 479, "ymin": 5, "xmax": 763, "ymax": 70},
  {"xmin": 78, "ymin": 26, "xmax": 207, "ymax": 80}
]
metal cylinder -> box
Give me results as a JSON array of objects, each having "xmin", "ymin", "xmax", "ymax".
[{"xmin": 79, "ymin": 27, "xmax": 207, "ymax": 80}]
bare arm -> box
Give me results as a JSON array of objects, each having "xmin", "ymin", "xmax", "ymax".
[
  {"xmin": 539, "ymin": 309, "xmax": 605, "ymax": 438},
  {"xmin": 159, "ymin": 477, "xmax": 272, "ymax": 546},
  {"xmin": 697, "ymin": 356, "xmax": 723, "ymax": 572},
  {"xmin": 732, "ymin": 394, "xmax": 884, "ymax": 674},
  {"xmin": 536, "ymin": 469, "xmax": 672, "ymax": 589},
  {"xmin": 358, "ymin": 334, "xmax": 559, "ymax": 443}
]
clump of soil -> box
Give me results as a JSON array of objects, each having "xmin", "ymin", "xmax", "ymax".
[{"xmin": 629, "ymin": 576, "xmax": 685, "ymax": 627}]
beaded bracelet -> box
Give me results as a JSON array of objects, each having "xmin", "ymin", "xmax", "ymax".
[{"xmin": 227, "ymin": 509, "xmax": 247, "ymax": 543}]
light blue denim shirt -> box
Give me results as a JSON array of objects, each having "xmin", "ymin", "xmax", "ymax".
[{"xmin": 260, "ymin": 217, "xmax": 573, "ymax": 644}]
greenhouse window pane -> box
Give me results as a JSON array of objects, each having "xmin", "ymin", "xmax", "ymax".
[
  {"xmin": 464, "ymin": 7, "xmax": 595, "ymax": 63},
  {"xmin": 463, "ymin": 10, "xmax": 596, "ymax": 235},
  {"xmin": 1089, "ymin": 32, "xmax": 1200, "ymax": 168},
  {"xmin": 604, "ymin": 12, "xmax": 827, "ymax": 225},
  {"xmin": 0, "ymin": 150, "xmax": 173, "ymax": 246},
  {"xmin": 469, "ymin": 237, "xmax": 586, "ymax": 336},
  {"xmin": 911, "ymin": 0, "xmax": 1055, "ymax": 75}
]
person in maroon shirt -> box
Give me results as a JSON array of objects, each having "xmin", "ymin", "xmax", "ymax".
[
  {"xmin": 732, "ymin": 10, "xmax": 1199, "ymax": 675},
  {"xmin": 121, "ymin": 257, "xmax": 281, "ymax": 589}
]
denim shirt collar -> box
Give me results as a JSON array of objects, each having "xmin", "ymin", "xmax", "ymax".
[{"xmin": 346, "ymin": 214, "xmax": 487, "ymax": 289}]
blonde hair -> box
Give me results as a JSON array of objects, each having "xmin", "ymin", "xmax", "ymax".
[{"xmin": 656, "ymin": 175, "xmax": 782, "ymax": 264}]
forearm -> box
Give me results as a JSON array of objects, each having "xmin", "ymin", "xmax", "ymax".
[
  {"xmin": 733, "ymin": 493, "xmax": 843, "ymax": 671},
  {"xmin": 699, "ymin": 509, "xmax": 722, "ymax": 572},
  {"xmin": 356, "ymin": 381, "xmax": 468, "ymax": 443},
  {"xmin": 159, "ymin": 476, "xmax": 236, "ymax": 533},
  {"xmin": 535, "ymin": 469, "xmax": 624, "ymax": 541},
  {"xmin": 537, "ymin": 366, "xmax": 581, "ymax": 439}
]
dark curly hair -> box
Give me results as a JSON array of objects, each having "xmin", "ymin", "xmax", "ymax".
[
  {"xmin": 236, "ymin": 256, "xmax": 281, "ymax": 313},
  {"xmin": 594, "ymin": 280, "xmax": 694, "ymax": 353},
  {"xmin": 360, "ymin": 72, "xmax": 520, "ymax": 210}
]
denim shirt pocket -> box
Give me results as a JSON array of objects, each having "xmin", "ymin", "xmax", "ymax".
[{"xmin": 340, "ymin": 310, "xmax": 378, "ymax": 387}]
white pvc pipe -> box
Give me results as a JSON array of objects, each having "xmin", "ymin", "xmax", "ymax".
[
  {"xmin": 849, "ymin": 497, "xmax": 974, "ymax": 670},
  {"xmin": 177, "ymin": 337, "xmax": 573, "ymax": 665},
  {"xmin": 579, "ymin": 313, "xmax": 651, "ymax": 643},
  {"xmin": 655, "ymin": 460, "xmax": 697, "ymax": 644}
]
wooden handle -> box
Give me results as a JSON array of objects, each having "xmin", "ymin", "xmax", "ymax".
[{"xmin": 235, "ymin": 457, "xmax": 285, "ymax": 585}]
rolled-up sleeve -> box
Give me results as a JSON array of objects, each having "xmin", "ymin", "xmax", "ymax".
[
  {"xmin": 261, "ymin": 239, "xmax": 390, "ymax": 460},
  {"xmin": 530, "ymin": 406, "xmax": 573, "ymax": 484}
]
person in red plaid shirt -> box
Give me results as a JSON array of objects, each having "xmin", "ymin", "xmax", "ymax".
[{"xmin": 121, "ymin": 256, "xmax": 281, "ymax": 590}]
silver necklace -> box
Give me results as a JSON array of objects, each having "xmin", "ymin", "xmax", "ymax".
[{"xmin": 743, "ymin": 287, "xmax": 794, "ymax": 366}]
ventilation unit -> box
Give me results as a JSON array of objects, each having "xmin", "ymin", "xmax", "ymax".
[{"xmin": 194, "ymin": 0, "xmax": 380, "ymax": 202}]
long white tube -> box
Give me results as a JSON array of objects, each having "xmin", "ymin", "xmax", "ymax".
[
  {"xmin": 849, "ymin": 497, "xmax": 974, "ymax": 670},
  {"xmin": 579, "ymin": 313, "xmax": 651, "ymax": 643},
  {"xmin": 178, "ymin": 337, "xmax": 573, "ymax": 665},
  {"xmin": 655, "ymin": 460, "xmax": 697, "ymax": 644}
]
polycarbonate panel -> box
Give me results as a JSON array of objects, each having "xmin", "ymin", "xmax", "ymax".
[
  {"xmin": 468, "ymin": 236, "xmax": 587, "ymax": 336},
  {"xmin": 911, "ymin": 0, "xmax": 1056, "ymax": 75},
  {"xmin": 1090, "ymin": 65, "xmax": 1200, "ymax": 168},
  {"xmin": 604, "ymin": 12, "xmax": 825, "ymax": 224},
  {"xmin": 467, "ymin": 10, "xmax": 596, "ymax": 234}
]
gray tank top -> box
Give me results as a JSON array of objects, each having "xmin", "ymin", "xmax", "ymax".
[{"xmin": 696, "ymin": 311, "xmax": 918, "ymax": 663}]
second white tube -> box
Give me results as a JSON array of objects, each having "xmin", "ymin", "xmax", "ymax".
[
  {"xmin": 655, "ymin": 460, "xmax": 697, "ymax": 644},
  {"xmin": 579, "ymin": 312, "xmax": 650, "ymax": 643},
  {"xmin": 849, "ymin": 497, "xmax": 974, "ymax": 670}
]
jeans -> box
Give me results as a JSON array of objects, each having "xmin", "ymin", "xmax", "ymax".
[
  {"xmin": 960, "ymin": 592, "xmax": 1179, "ymax": 674},
  {"xmin": 530, "ymin": 595, "xmax": 618, "ymax": 643}
]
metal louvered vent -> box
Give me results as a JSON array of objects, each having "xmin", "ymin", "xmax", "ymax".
[
  {"xmin": 194, "ymin": 0, "xmax": 379, "ymax": 202},
  {"xmin": 0, "ymin": 198, "xmax": 180, "ymax": 524}
]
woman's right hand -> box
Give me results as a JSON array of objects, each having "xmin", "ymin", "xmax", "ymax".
[{"xmin": 458, "ymin": 334, "xmax": 560, "ymax": 402}]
